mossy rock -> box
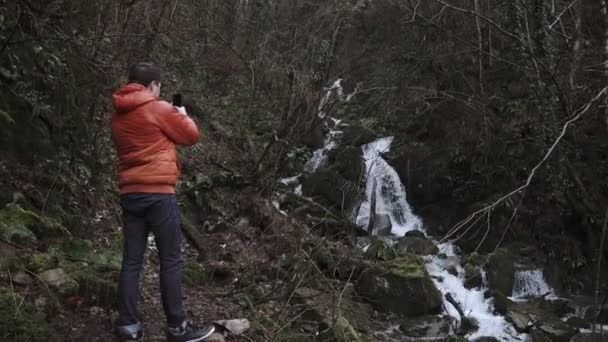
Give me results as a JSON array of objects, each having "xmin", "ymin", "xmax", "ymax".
[
  {"xmin": 364, "ymin": 239, "xmax": 397, "ymax": 261},
  {"xmin": 356, "ymin": 255, "xmax": 442, "ymax": 316},
  {"xmin": 0, "ymin": 287, "xmax": 50, "ymax": 340},
  {"xmin": 23, "ymin": 252, "xmax": 59, "ymax": 273},
  {"xmin": 60, "ymin": 238, "xmax": 122, "ymax": 272},
  {"xmin": 63, "ymin": 262, "xmax": 118, "ymax": 306},
  {"xmin": 0, "ymin": 203, "xmax": 69, "ymax": 243},
  {"xmin": 183, "ymin": 261, "xmax": 207, "ymax": 287},
  {"xmin": 486, "ymin": 248, "xmax": 514, "ymax": 296},
  {"xmin": 37, "ymin": 268, "xmax": 79, "ymax": 297},
  {"xmin": 329, "ymin": 316, "xmax": 364, "ymax": 342}
]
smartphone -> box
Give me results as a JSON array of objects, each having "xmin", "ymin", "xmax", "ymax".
[{"xmin": 172, "ymin": 93, "xmax": 182, "ymax": 107}]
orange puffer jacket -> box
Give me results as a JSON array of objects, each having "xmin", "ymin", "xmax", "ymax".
[{"xmin": 111, "ymin": 83, "xmax": 200, "ymax": 194}]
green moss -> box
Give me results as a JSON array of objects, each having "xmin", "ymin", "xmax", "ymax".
[
  {"xmin": 0, "ymin": 203, "xmax": 69, "ymax": 243},
  {"xmin": 66, "ymin": 264, "xmax": 117, "ymax": 306},
  {"xmin": 59, "ymin": 238, "xmax": 122, "ymax": 272},
  {"xmin": 23, "ymin": 253, "xmax": 58, "ymax": 273},
  {"xmin": 0, "ymin": 287, "xmax": 50, "ymax": 340},
  {"xmin": 331, "ymin": 316, "xmax": 363, "ymax": 342},
  {"xmin": 364, "ymin": 239, "xmax": 397, "ymax": 261},
  {"xmin": 385, "ymin": 256, "xmax": 425, "ymax": 279},
  {"xmin": 183, "ymin": 261, "xmax": 207, "ymax": 287}
]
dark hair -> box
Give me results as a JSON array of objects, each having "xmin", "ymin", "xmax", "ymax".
[{"xmin": 127, "ymin": 62, "xmax": 161, "ymax": 87}]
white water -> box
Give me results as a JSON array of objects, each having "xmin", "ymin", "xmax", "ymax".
[
  {"xmin": 360, "ymin": 137, "xmax": 523, "ymax": 340},
  {"xmin": 512, "ymin": 268, "xmax": 556, "ymax": 300},
  {"xmin": 355, "ymin": 137, "xmax": 422, "ymax": 235}
]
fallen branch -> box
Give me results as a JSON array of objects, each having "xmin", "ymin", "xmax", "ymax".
[{"xmin": 440, "ymin": 86, "xmax": 608, "ymax": 244}]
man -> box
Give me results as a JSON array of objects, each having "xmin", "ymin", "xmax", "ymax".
[{"xmin": 111, "ymin": 62, "xmax": 214, "ymax": 341}]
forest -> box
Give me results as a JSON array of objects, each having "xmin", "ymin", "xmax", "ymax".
[{"xmin": 0, "ymin": 0, "xmax": 607, "ymax": 341}]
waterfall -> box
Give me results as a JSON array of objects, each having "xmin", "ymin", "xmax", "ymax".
[
  {"xmin": 512, "ymin": 268, "xmax": 555, "ymax": 300},
  {"xmin": 355, "ymin": 137, "xmax": 422, "ymax": 236}
]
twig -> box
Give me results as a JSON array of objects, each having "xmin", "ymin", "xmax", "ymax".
[
  {"xmin": 549, "ymin": 0, "xmax": 581, "ymax": 29},
  {"xmin": 592, "ymin": 208, "xmax": 608, "ymax": 336},
  {"xmin": 440, "ymin": 86, "xmax": 608, "ymax": 244}
]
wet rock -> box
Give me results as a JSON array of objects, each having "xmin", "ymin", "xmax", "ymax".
[
  {"xmin": 463, "ymin": 263, "xmax": 483, "ymax": 289},
  {"xmin": 328, "ymin": 146, "xmax": 364, "ymax": 184},
  {"xmin": 302, "ymin": 169, "xmax": 359, "ymax": 214},
  {"xmin": 459, "ymin": 316, "xmax": 479, "ymax": 335},
  {"xmin": 506, "ymin": 309, "xmax": 532, "ymax": 332},
  {"xmin": 472, "ymin": 337, "xmax": 499, "ymax": 342},
  {"xmin": 329, "ymin": 316, "xmax": 363, "ymax": 342},
  {"xmin": 583, "ymin": 304, "xmax": 608, "ymax": 324},
  {"xmin": 341, "ymin": 124, "xmax": 376, "ymax": 146},
  {"xmin": 529, "ymin": 328, "xmax": 552, "ymax": 342},
  {"xmin": 356, "ymin": 255, "xmax": 442, "ymax": 316},
  {"xmin": 446, "ymin": 265, "xmax": 459, "ymax": 276},
  {"xmin": 565, "ymin": 316, "xmax": 591, "ymax": 329},
  {"xmin": 369, "ymin": 213, "xmax": 392, "ymax": 236},
  {"xmin": 395, "ymin": 237, "xmax": 439, "ymax": 256},
  {"xmin": 37, "ymin": 268, "xmax": 78, "ymax": 296},
  {"xmin": 491, "ymin": 290, "xmax": 512, "ymax": 315},
  {"xmin": 570, "ymin": 332, "xmax": 608, "ymax": 342},
  {"xmin": 534, "ymin": 318, "xmax": 576, "ymax": 342},
  {"xmin": 364, "ymin": 239, "xmax": 397, "ymax": 261},
  {"xmin": 300, "ymin": 121, "xmax": 327, "ymax": 149},
  {"xmin": 399, "ymin": 315, "xmax": 449, "ymax": 339},
  {"xmin": 486, "ymin": 248, "xmax": 514, "ymax": 296},
  {"xmin": 12, "ymin": 271, "xmax": 33, "ymax": 286},
  {"xmin": 404, "ymin": 230, "xmax": 427, "ymax": 239}
]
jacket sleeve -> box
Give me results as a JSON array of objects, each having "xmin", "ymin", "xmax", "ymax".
[{"xmin": 154, "ymin": 101, "xmax": 200, "ymax": 146}]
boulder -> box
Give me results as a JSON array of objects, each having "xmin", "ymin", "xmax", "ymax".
[
  {"xmin": 328, "ymin": 146, "xmax": 364, "ymax": 184},
  {"xmin": 395, "ymin": 237, "xmax": 439, "ymax": 256},
  {"xmin": 302, "ymin": 169, "xmax": 360, "ymax": 214},
  {"xmin": 12, "ymin": 271, "xmax": 33, "ymax": 286},
  {"xmin": 565, "ymin": 316, "xmax": 591, "ymax": 329},
  {"xmin": 356, "ymin": 255, "xmax": 443, "ymax": 316},
  {"xmin": 463, "ymin": 263, "xmax": 483, "ymax": 289},
  {"xmin": 533, "ymin": 318, "xmax": 576, "ymax": 342},
  {"xmin": 506, "ymin": 309, "xmax": 532, "ymax": 332},
  {"xmin": 486, "ymin": 248, "xmax": 514, "ymax": 296},
  {"xmin": 570, "ymin": 332, "xmax": 608, "ymax": 342},
  {"xmin": 301, "ymin": 122, "xmax": 327, "ymax": 149},
  {"xmin": 37, "ymin": 268, "xmax": 78, "ymax": 296},
  {"xmin": 529, "ymin": 329, "xmax": 552, "ymax": 342},
  {"xmin": 491, "ymin": 290, "xmax": 512, "ymax": 315},
  {"xmin": 341, "ymin": 124, "xmax": 376, "ymax": 146},
  {"xmin": 404, "ymin": 230, "xmax": 427, "ymax": 239},
  {"xmin": 400, "ymin": 315, "xmax": 450, "ymax": 340},
  {"xmin": 329, "ymin": 316, "xmax": 363, "ymax": 342},
  {"xmin": 472, "ymin": 337, "xmax": 499, "ymax": 342}
]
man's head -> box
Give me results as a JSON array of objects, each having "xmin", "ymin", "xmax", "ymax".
[{"xmin": 128, "ymin": 62, "xmax": 161, "ymax": 97}]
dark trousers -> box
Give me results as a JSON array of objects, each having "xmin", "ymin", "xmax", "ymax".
[{"xmin": 117, "ymin": 193, "xmax": 186, "ymax": 328}]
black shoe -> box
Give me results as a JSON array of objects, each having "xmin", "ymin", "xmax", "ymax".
[
  {"xmin": 166, "ymin": 321, "xmax": 215, "ymax": 342},
  {"xmin": 115, "ymin": 322, "xmax": 144, "ymax": 341}
]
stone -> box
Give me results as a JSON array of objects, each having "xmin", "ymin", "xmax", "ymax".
[
  {"xmin": 570, "ymin": 332, "xmax": 608, "ymax": 342},
  {"xmin": 12, "ymin": 271, "xmax": 33, "ymax": 286},
  {"xmin": 302, "ymin": 169, "xmax": 360, "ymax": 214},
  {"xmin": 565, "ymin": 316, "xmax": 591, "ymax": 329},
  {"xmin": 355, "ymin": 255, "xmax": 443, "ymax": 316},
  {"xmin": 24, "ymin": 253, "xmax": 57, "ymax": 273},
  {"xmin": 534, "ymin": 317, "xmax": 577, "ymax": 342},
  {"xmin": 0, "ymin": 241, "xmax": 17, "ymax": 269},
  {"xmin": 463, "ymin": 264, "xmax": 483, "ymax": 289},
  {"xmin": 472, "ymin": 337, "xmax": 499, "ymax": 342},
  {"xmin": 506, "ymin": 309, "xmax": 532, "ymax": 332},
  {"xmin": 529, "ymin": 329, "xmax": 552, "ymax": 342},
  {"xmin": 330, "ymin": 316, "xmax": 363, "ymax": 342},
  {"xmin": 491, "ymin": 290, "xmax": 512, "ymax": 315},
  {"xmin": 460, "ymin": 316, "xmax": 479, "ymax": 335},
  {"xmin": 486, "ymin": 248, "xmax": 514, "ymax": 296},
  {"xmin": 214, "ymin": 319, "xmax": 250, "ymax": 336},
  {"xmin": 399, "ymin": 315, "xmax": 450, "ymax": 339},
  {"xmin": 369, "ymin": 213, "xmax": 392, "ymax": 236},
  {"xmin": 446, "ymin": 265, "xmax": 459, "ymax": 276},
  {"xmin": 395, "ymin": 237, "xmax": 439, "ymax": 256},
  {"xmin": 205, "ymin": 333, "xmax": 226, "ymax": 342},
  {"xmin": 37, "ymin": 268, "xmax": 78, "ymax": 296},
  {"xmin": 300, "ymin": 122, "xmax": 327, "ymax": 149},
  {"xmin": 404, "ymin": 230, "xmax": 426, "ymax": 239}
]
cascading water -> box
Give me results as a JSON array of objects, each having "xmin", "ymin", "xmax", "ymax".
[
  {"xmin": 355, "ymin": 136, "xmax": 422, "ymax": 236},
  {"xmin": 512, "ymin": 268, "xmax": 556, "ymax": 300},
  {"xmin": 359, "ymin": 137, "xmax": 524, "ymax": 340}
]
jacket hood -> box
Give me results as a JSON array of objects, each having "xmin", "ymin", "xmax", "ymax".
[{"xmin": 112, "ymin": 83, "xmax": 157, "ymax": 114}]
